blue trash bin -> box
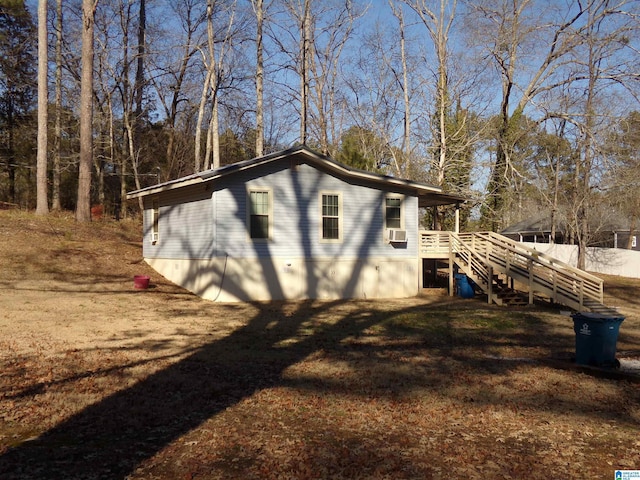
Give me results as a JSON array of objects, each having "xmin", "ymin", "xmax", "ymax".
[
  {"xmin": 571, "ymin": 312, "xmax": 624, "ymax": 367},
  {"xmin": 454, "ymin": 273, "xmax": 475, "ymax": 299}
]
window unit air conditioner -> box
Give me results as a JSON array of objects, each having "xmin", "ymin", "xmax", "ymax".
[{"xmin": 387, "ymin": 228, "xmax": 407, "ymax": 243}]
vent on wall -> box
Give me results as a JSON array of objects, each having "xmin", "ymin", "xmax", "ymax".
[{"xmin": 387, "ymin": 229, "xmax": 407, "ymax": 243}]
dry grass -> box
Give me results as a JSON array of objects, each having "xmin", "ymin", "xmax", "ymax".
[{"xmin": 0, "ymin": 210, "xmax": 639, "ymax": 479}]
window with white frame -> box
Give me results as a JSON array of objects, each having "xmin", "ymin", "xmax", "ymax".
[
  {"xmin": 248, "ymin": 189, "xmax": 272, "ymax": 240},
  {"xmin": 320, "ymin": 192, "xmax": 341, "ymax": 241},
  {"xmin": 633, "ymin": 235, "xmax": 637, "ymax": 248},
  {"xmin": 385, "ymin": 196, "xmax": 403, "ymax": 229},
  {"xmin": 151, "ymin": 199, "xmax": 159, "ymax": 244}
]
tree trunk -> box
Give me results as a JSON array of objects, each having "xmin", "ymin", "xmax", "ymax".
[
  {"xmin": 254, "ymin": 0, "xmax": 264, "ymax": 157},
  {"xmin": 399, "ymin": 8, "xmax": 410, "ymax": 159},
  {"xmin": 402, "ymin": 0, "xmax": 457, "ymax": 227},
  {"xmin": 550, "ymin": 145, "xmax": 562, "ymax": 244},
  {"xmin": 299, "ymin": 0, "xmax": 310, "ymax": 145},
  {"xmin": 204, "ymin": 94, "xmax": 220, "ymax": 169},
  {"xmin": 133, "ymin": 0, "xmax": 146, "ymax": 165},
  {"xmin": 194, "ymin": 67, "xmax": 212, "ymax": 172},
  {"xmin": 96, "ymin": 135, "xmax": 105, "ymax": 206},
  {"xmin": 207, "ymin": 0, "xmax": 219, "ymax": 169},
  {"xmin": 76, "ymin": 0, "xmax": 96, "ymax": 222},
  {"xmin": 7, "ymin": 102, "xmax": 16, "ymax": 203},
  {"xmin": 209, "ymin": 95, "xmax": 220, "ymax": 169},
  {"xmin": 196, "ymin": 0, "xmax": 223, "ymax": 171},
  {"xmin": 36, "ymin": 0, "xmax": 48, "ymax": 215},
  {"xmin": 119, "ymin": 2, "xmax": 132, "ymax": 218},
  {"xmin": 52, "ymin": 0, "xmax": 62, "ymax": 211},
  {"xmin": 125, "ymin": 118, "xmax": 144, "ymax": 210},
  {"xmin": 576, "ymin": 4, "xmax": 601, "ymax": 270}
]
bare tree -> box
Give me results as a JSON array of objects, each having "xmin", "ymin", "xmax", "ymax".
[
  {"xmin": 268, "ymin": 0, "xmax": 311, "ymax": 146},
  {"xmin": 567, "ymin": 0, "xmax": 638, "ymax": 267},
  {"xmin": 307, "ymin": 1, "xmax": 361, "ymax": 154},
  {"xmin": 524, "ymin": 116, "xmax": 574, "ymax": 244},
  {"xmin": 113, "ymin": 0, "xmax": 135, "ymax": 216},
  {"xmin": 148, "ymin": 0, "xmax": 205, "ymax": 179},
  {"xmin": 299, "ymin": 0, "xmax": 310, "ymax": 146},
  {"xmin": 401, "ymin": 0, "xmax": 457, "ymax": 187},
  {"xmin": 342, "ymin": 20, "xmax": 413, "ymax": 175},
  {"xmin": 253, "ymin": 0, "xmax": 264, "ymax": 156},
  {"xmin": 195, "ymin": 0, "xmax": 237, "ymax": 171},
  {"xmin": 133, "ymin": 0, "xmax": 145, "ymax": 128},
  {"xmin": 76, "ymin": 0, "xmax": 97, "ymax": 222},
  {"xmin": 204, "ymin": 0, "xmax": 220, "ymax": 170},
  {"xmin": 36, "ymin": 0, "xmax": 48, "ymax": 215},
  {"xmin": 389, "ymin": 1, "xmax": 411, "ymax": 158},
  {"xmin": 52, "ymin": 0, "xmax": 62, "ymax": 211},
  {"xmin": 468, "ymin": 0, "xmax": 602, "ymax": 230},
  {"xmin": 272, "ymin": 0, "xmax": 363, "ymax": 153},
  {"xmin": 606, "ymin": 112, "xmax": 640, "ymax": 249},
  {"xmin": 509, "ymin": 0, "xmax": 640, "ymax": 266},
  {"xmin": 123, "ymin": 0, "xmax": 147, "ymax": 213}
]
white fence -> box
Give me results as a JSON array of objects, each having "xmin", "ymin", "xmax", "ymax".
[{"xmin": 522, "ymin": 243, "xmax": 640, "ymax": 279}]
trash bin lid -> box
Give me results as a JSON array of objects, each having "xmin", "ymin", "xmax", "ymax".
[{"xmin": 571, "ymin": 312, "xmax": 625, "ymax": 322}]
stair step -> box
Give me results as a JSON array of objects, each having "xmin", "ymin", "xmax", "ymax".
[
  {"xmin": 494, "ymin": 286, "xmax": 529, "ymax": 306},
  {"xmin": 582, "ymin": 300, "xmax": 621, "ymax": 316},
  {"xmin": 491, "ymin": 296, "xmax": 527, "ymax": 307}
]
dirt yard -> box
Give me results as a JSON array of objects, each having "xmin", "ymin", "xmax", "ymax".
[{"xmin": 0, "ymin": 210, "xmax": 638, "ymax": 479}]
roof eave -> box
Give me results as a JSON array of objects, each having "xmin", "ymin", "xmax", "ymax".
[
  {"xmin": 126, "ymin": 145, "xmax": 467, "ymax": 206},
  {"xmin": 126, "ymin": 175, "xmax": 203, "ymax": 199},
  {"xmin": 419, "ymin": 193, "xmax": 467, "ymax": 208}
]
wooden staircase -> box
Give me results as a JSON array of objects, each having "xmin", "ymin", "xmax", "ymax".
[
  {"xmin": 420, "ymin": 231, "xmax": 617, "ymax": 313},
  {"xmin": 489, "ymin": 275, "xmax": 528, "ymax": 307}
]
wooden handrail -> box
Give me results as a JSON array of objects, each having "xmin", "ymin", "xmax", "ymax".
[
  {"xmin": 480, "ymin": 232, "xmax": 603, "ymax": 284},
  {"xmin": 467, "ymin": 232, "xmax": 603, "ymax": 307},
  {"xmin": 419, "ymin": 230, "xmax": 605, "ymax": 309}
]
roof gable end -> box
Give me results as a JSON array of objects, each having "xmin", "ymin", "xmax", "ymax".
[{"xmin": 127, "ymin": 145, "xmax": 465, "ymax": 207}]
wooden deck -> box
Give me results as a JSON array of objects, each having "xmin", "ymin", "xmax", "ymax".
[{"xmin": 420, "ymin": 231, "xmax": 610, "ymax": 313}]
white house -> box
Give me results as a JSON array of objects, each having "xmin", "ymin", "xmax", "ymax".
[{"xmin": 127, "ymin": 146, "xmax": 464, "ymax": 302}]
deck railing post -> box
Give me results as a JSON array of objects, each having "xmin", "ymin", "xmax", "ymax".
[
  {"xmin": 487, "ymin": 265, "xmax": 493, "ymax": 304},
  {"xmin": 528, "ymin": 259, "xmax": 535, "ymax": 305},
  {"xmin": 455, "ymin": 206, "xmax": 460, "ymax": 234},
  {"xmin": 449, "ymin": 239, "xmax": 454, "ymax": 296},
  {"xmin": 417, "ymin": 238, "xmax": 422, "ymax": 293},
  {"xmin": 486, "ymin": 238, "xmax": 491, "ymax": 266}
]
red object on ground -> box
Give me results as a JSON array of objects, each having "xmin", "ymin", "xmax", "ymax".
[
  {"xmin": 91, "ymin": 204, "xmax": 103, "ymax": 219},
  {"xmin": 134, "ymin": 275, "xmax": 150, "ymax": 289}
]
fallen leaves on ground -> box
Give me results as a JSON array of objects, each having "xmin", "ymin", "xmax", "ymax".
[{"xmin": 0, "ymin": 211, "xmax": 639, "ymax": 479}]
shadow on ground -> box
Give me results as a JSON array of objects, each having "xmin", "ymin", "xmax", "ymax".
[{"xmin": 1, "ymin": 293, "xmax": 638, "ymax": 479}]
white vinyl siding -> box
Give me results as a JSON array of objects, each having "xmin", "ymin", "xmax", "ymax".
[{"xmin": 143, "ymin": 161, "xmax": 418, "ymax": 261}]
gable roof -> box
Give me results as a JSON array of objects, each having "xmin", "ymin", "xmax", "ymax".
[
  {"xmin": 501, "ymin": 214, "xmax": 633, "ymax": 235},
  {"xmin": 501, "ymin": 216, "xmax": 557, "ymax": 235},
  {"xmin": 126, "ymin": 145, "xmax": 466, "ymax": 208}
]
